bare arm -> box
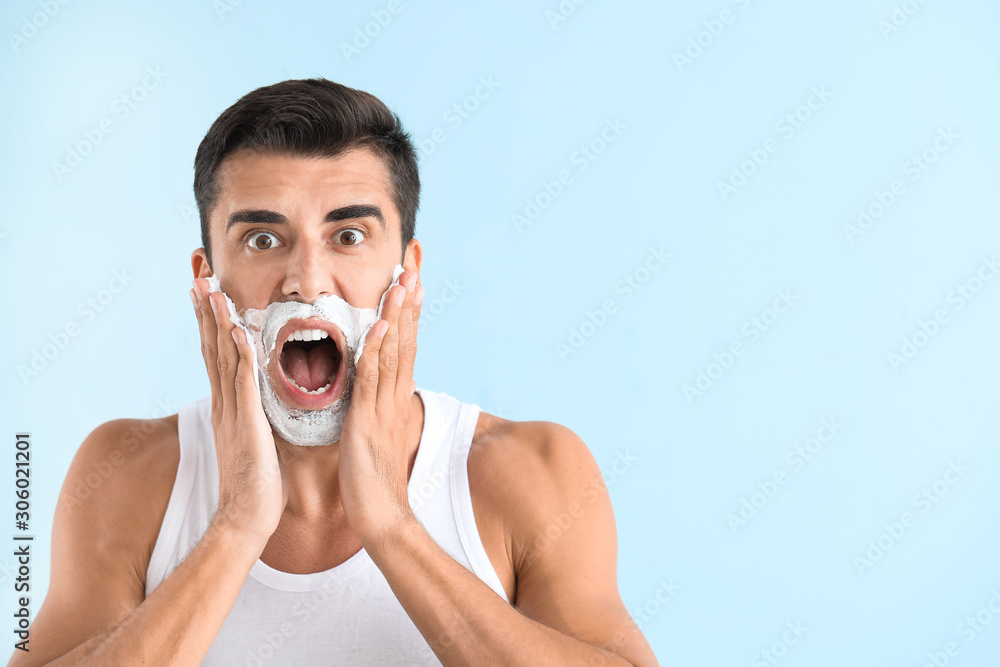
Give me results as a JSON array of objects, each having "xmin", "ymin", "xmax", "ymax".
[
  {"xmin": 6, "ymin": 420, "xmax": 268, "ymax": 666},
  {"xmin": 47, "ymin": 519, "xmax": 262, "ymax": 666},
  {"xmin": 332, "ymin": 269, "xmax": 658, "ymax": 664},
  {"xmin": 10, "ymin": 279, "xmax": 286, "ymax": 666},
  {"xmin": 367, "ymin": 422, "xmax": 660, "ymax": 666}
]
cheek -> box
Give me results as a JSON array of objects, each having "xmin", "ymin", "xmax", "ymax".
[
  {"xmin": 341, "ymin": 286, "xmax": 387, "ymax": 311},
  {"xmin": 341, "ymin": 265, "xmax": 403, "ymax": 310},
  {"xmin": 221, "ymin": 275, "xmax": 281, "ymax": 312}
]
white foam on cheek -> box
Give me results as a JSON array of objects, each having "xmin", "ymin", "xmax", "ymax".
[{"xmin": 204, "ymin": 264, "xmax": 404, "ymax": 446}]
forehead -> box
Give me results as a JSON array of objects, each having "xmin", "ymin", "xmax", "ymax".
[{"xmin": 212, "ymin": 147, "xmax": 398, "ymax": 236}]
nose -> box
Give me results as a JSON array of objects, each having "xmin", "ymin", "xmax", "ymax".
[{"xmin": 281, "ymin": 239, "xmax": 335, "ymax": 302}]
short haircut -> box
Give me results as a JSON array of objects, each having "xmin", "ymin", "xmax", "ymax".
[{"xmin": 193, "ymin": 78, "xmax": 420, "ymax": 266}]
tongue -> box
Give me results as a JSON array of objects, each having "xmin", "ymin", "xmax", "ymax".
[{"xmin": 283, "ymin": 346, "xmax": 337, "ymax": 392}]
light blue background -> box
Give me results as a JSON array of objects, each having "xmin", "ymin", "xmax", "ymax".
[{"xmin": 2, "ymin": 1, "xmax": 999, "ymax": 664}]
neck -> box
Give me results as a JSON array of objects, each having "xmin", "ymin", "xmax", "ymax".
[{"xmin": 271, "ymin": 390, "xmax": 425, "ymax": 522}]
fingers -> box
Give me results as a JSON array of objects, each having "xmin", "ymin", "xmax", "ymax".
[
  {"xmin": 376, "ymin": 281, "xmax": 406, "ymax": 409},
  {"xmin": 354, "ymin": 318, "xmax": 388, "ymax": 421},
  {"xmin": 395, "ymin": 273, "xmax": 422, "ymax": 406},
  {"xmin": 192, "ymin": 278, "xmax": 244, "ymax": 424},
  {"xmin": 230, "ymin": 326, "xmax": 261, "ymax": 411},
  {"xmin": 192, "ymin": 280, "xmax": 224, "ymax": 418},
  {"xmin": 210, "ymin": 291, "xmax": 240, "ymax": 421},
  {"xmin": 325, "ymin": 268, "xmax": 426, "ymax": 423}
]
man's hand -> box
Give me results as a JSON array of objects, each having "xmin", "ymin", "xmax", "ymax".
[
  {"xmin": 191, "ymin": 279, "xmax": 287, "ymax": 546},
  {"xmin": 338, "ymin": 270, "xmax": 423, "ymax": 547}
]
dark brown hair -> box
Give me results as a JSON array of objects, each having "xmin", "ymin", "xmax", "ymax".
[{"xmin": 193, "ymin": 78, "xmax": 420, "ymax": 266}]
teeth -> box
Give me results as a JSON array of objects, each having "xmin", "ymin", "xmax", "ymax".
[
  {"xmin": 286, "ymin": 375, "xmax": 334, "ymax": 395},
  {"xmin": 287, "ymin": 328, "xmax": 330, "ymax": 343}
]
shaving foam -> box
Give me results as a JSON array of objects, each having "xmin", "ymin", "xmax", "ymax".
[{"xmin": 205, "ymin": 264, "xmax": 405, "ymax": 446}]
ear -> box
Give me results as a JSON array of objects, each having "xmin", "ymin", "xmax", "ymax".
[
  {"xmin": 191, "ymin": 248, "xmax": 213, "ymax": 280},
  {"xmin": 403, "ymin": 238, "xmax": 422, "ymax": 285}
]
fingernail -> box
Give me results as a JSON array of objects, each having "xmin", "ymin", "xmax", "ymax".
[
  {"xmin": 189, "ymin": 289, "xmax": 197, "ymax": 308},
  {"xmin": 395, "ymin": 288, "xmax": 406, "ymax": 306},
  {"xmin": 414, "ymin": 286, "xmax": 424, "ymax": 306},
  {"xmin": 210, "ymin": 295, "xmax": 221, "ymax": 312},
  {"xmin": 231, "ymin": 329, "xmax": 240, "ymax": 344}
]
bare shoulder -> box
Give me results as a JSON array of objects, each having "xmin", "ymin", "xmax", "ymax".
[
  {"xmin": 58, "ymin": 414, "xmax": 181, "ymax": 582},
  {"xmin": 11, "ymin": 416, "xmax": 184, "ymax": 665},
  {"xmin": 468, "ymin": 412, "xmax": 607, "ymax": 581},
  {"xmin": 469, "ymin": 414, "xmax": 599, "ymax": 503},
  {"xmin": 468, "ymin": 414, "xmax": 659, "ymax": 666}
]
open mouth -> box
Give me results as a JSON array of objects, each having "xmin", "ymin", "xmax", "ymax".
[{"xmin": 273, "ymin": 320, "xmax": 347, "ymax": 408}]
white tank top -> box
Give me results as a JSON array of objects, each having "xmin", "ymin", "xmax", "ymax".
[{"xmin": 144, "ymin": 387, "xmax": 510, "ymax": 665}]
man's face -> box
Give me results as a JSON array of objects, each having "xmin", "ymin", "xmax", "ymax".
[
  {"xmin": 192, "ymin": 146, "xmax": 420, "ymax": 417},
  {"xmin": 201, "ymin": 146, "xmax": 414, "ymax": 311}
]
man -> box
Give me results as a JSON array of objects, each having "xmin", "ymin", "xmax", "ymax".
[{"xmin": 10, "ymin": 79, "xmax": 659, "ymax": 666}]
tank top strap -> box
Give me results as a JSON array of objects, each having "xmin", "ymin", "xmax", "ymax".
[
  {"xmin": 144, "ymin": 397, "xmax": 207, "ymax": 597},
  {"xmin": 447, "ymin": 398, "xmax": 509, "ymax": 602}
]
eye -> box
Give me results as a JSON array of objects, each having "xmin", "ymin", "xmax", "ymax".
[
  {"xmin": 335, "ymin": 227, "xmax": 367, "ymax": 246},
  {"xmin": 246, "ymin": 231, "xmax": 281, "ymax": 251}
]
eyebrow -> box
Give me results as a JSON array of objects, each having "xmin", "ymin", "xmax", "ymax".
[{"xmin": 225, "ymin": 204, "xmax": 387, "ymax": 236}]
